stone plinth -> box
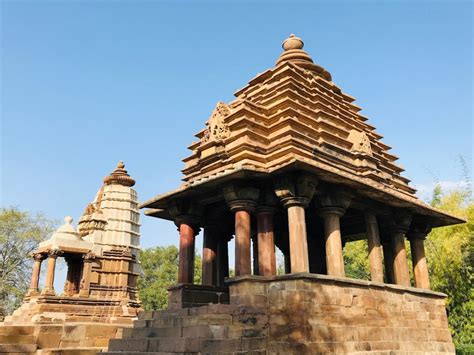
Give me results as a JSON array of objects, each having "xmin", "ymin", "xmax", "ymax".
[
  {"xmin": 104, "ymin": 274, "xmax": 455, "ymax": 354},
  {"xmin": 230, "ymin": 274, "xmax": 454, "ymax": 354},
  {"xmin": 168, "ymin": 284, "xmax": 229, "ymax": 310}
]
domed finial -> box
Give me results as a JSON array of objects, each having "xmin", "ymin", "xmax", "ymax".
[
  {"xmin": 103, "ymin": 161, "xmax": 136, "ymax": 187},
  {"xmin": 64, "ymin": 216, "xmax": 73, "ymax": 224},
  {"xmin": 282, "ymin": 34, "xmax": 304, "ymax": 51}
]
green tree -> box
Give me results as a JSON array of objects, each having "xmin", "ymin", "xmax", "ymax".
[
  {"xmin": 138, "ymin": 245, "xmax": 202, "ymax": 311},
  {"xmin": 0, "ymin": 207, "xmax": 56, "ymax": 320},
  {"xmin": 427, "ymin": 186, "xmax": 473, "ymax": 348},
  {"xmin": 344, "ymin": 239, "xmax": 370, "ymax": 280}
]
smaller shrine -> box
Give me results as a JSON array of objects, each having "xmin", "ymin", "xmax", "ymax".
[{"xmin": 0, "ymin": 162, "xmax": 142, "ymax": 354}]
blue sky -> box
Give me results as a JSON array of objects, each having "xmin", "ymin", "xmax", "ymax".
[{"xmin": 1, "ymin": 0, "xmax": 472, "ymax": 262}]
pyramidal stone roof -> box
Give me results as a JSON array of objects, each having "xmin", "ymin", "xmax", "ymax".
[
  {"xmin": 183, "ymin": 34, "xmax": 412, "ymax": 195},
  {"xmin": 141, "ymin": 34, "xmax": 463, "ymax": 226}
]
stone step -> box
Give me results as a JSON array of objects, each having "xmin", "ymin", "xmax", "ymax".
[
  {"xmin": 0, "ymin": 326, "xmax": 36, "ymax": 336},
  {"xmin": 38, "ymin": 347, "xmax": 104, "ymax": 355},
  {"xmin": 0, "ymin": 343, "xmax": 37, "ymax": 353},
  {"xmin": 0, "ymin": 334, "xmax": 36, "ymax": 344}
]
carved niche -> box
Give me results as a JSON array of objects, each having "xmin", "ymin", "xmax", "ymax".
[
  {"xmin": 348, "ymin": 129, "xmax": 373, "ymax": 156},
  {"xmin": 201, "ymin": 102, "xmax": 231, "ymax": 143}
]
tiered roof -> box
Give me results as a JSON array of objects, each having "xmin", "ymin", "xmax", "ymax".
[{"xmin": 142, "ymin": 34, "xmax": 462, "ymax": 226}]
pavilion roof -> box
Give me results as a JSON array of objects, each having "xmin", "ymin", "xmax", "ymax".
[{"xmin": 140, "ymin": 34, "xmax": 464, "ymax": 227}]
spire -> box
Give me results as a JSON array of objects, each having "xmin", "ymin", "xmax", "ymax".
[
  {"xmin": 275, "ymin": 34, "xmax": 314, "ymax": 66},
  {"xmin": 103, "ymin": 161, "xmax": 136, "ymax": 187}
]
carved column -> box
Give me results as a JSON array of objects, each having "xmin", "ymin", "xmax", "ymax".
[
  {"xmin": 42, "ymin": 248, "xmax": 63, "ymax": 295},
  {"xmin": 365, "ymin": 212, "xmax": 384, "ymax": 282},
  {"xmin": 28, "ymin": 253, "xmax": 45, "ymax": 295},
  {"xmin": 202, "ymin": 225, "xmax": 218, "ymax": 286},
  {"xmin": 389, "ymin": 213, "xmax": 412, "ymax": 287},
  {"xmin": 79, "ymin": 253, "xmax": 96, "ymax": 297},
  {"xmin": 224, "ymin": 185, "xmax": 259, "ymax": 277},
  {"xmin": 274, "ymin": 174, "xmax": 317, "ymax": 273},
  {"xmin": 257, "ymin": 208, "xmax": 276, "ymax": 276},
  {"xmin": 317, "ymin": 188, "xmax": 352, "ymax": 278},
  {"xmin": 407, "ymin": 230, "xmax": 431, "ymax": 289}
]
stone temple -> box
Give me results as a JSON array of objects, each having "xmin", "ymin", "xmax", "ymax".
[
  {"xmin": 0, "ymin": 162, "xmax": 141, "ymax": 354},
  {"xmin": 1, "ymin": 35, "xmax": 464, "ymax": 354},
  {"xmin": 103, "ymin": 35, "xmax": 463, "ymax": 354}
]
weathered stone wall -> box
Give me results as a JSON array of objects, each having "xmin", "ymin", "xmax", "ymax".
[{"xmin": 230, "ymin": 274, "xmax": 454, "ymax": 354}]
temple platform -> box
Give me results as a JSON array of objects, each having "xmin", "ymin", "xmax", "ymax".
[{"xmin": 103, "ymin": 274, "xmax": 455, "ymax": 354}]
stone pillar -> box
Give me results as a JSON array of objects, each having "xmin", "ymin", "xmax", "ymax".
[
  {"xmin": 284, "ymin": 252, "xmax": 291, "ymax": 274},
  {"xmin": 257, "ymin": 209, "xmax": 276, "ymax": 276},
  {"xmin": 234, "ymin": 209, "xmax": 252, "ymax": 276},
  {"xmin": 365, "ymin": 212, "xmax": 384, "ymax": 282},
  {"xmin": 42, "ymin": 249, "xmax": 63, "ymax": 295},
  {"xmin": 79, "ymin": 253, "xmax": 96, "ymax": 297},
  {"xmin": 28, "ymin": 253, "xmax": 45, "ymax": 295},
  {"xmin": 320, "ymin": 207, "xmax": 346, "ymax": 277},
  {"xmin": 274, "ymin": 174, "xmax": 317, "ymax": 274},
  {"xmin": 202, "ymin": 226, "xmax": 218, "ymax": 286},
  {"xmin": 381, "ymin": 238, "xmax": 395, "ymax": 284},
  {"xmin": 252, "ymin": 235, "xmax": 259, "ymax": 275},
  {"xmin": 316, "ymin": 187, "xmax": 352, "ymax": 278},
  {"xmin": 177, "ymin": 218, "xmax": 199, "ymax": 284},
  {"xmin": 408, "ymin": 233, "xmax": 430, "ymax": 289},
  {"xmin": 217, "ymin": 238, "xmax": 229, "ymax": 286},
  {"xmin": 391, "ymin": 231, "xmax": 411, "ymax": 286},
  {"xmin": 224, "ymin": 185, "xmax": 259, "ymax": 277}
]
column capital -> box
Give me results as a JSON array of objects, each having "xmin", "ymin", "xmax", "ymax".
[
  {"xmin": 224, "ymin": 184, "xmax": 259, "ymax": 212},
  {"xmin": 83, "ymin": 252, "xmax": 97, "ymax": 262},
  {"xmin": 315, "ymin": 185, "xmax": 352, "ymax": 211},
  {"xmin": 168, "ymin": 200, "xmax": 202, "ymax": 228},
  {"xmin": 48, "ymin": 248, "xmax": 64, "ymax": 258},
  {"xmin": 32, "ymin": 252, "xmax": 47, "ymax": 261},
  {"xmin": 406, "ymin": 231, "xmax": 429, "ymax": 241},
  {"xmin": 406, "ymin": 217, "xmax": 433, "ymax": 241},
  {"xmin": 318, "ymin": 206, "xmax": 346, "ymax": 218},
  {"xmin": 387, "ymin": 211, "xmax": 412, "ymax": 234},
  {"xmin": 274, "ymin": 173, "xmax": 318, "ymax": 208}
]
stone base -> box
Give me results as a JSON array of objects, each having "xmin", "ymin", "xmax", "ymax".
[
  {"xmin": 167, "ymin": 283, "xmax": 229, "ymax": 310},
  {"xmin": 0, "ymin": 322, "xmax": 127, "ymax": 354},
  {"xmin": 104, "ymin": 274, "xmax": 455, "ymax": 354},
  {"xmin": 3, "ymin": 295, "xmax": 140, "ymax": 325}
]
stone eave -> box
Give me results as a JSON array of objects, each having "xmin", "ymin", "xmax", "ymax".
[{"xmin": 140, "ymin": 160, "xmax": 464, "ymax": 227}]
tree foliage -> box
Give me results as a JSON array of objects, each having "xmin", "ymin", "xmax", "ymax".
[
  {"xmin": 138, "ymin": 245, "xmax": 202, "ymax": 311},
  {"xmin": 0, "ymin": 207, "xmax": 56, "ymax": 320},
  {"xmin": 427, "ymin": 186, "xmax": 473, "ymax": 347}
]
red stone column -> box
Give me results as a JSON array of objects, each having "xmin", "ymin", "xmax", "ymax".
[
  {"xmin": 320, "ymin": 207, "xmax": 345, "ymax": 277},
  {"xmin": 365, "ymin": 212, "xmax": 384, "ymax": 283},
  {"xmin": 234, "ymin": 209, "xmax": 252, "ymax": 276},
  {"xmin": 41, "ymin": 249, "xmax": 63, "ymax": 295},
  {"xmin": 391, "ymin": 231, "xmax": 411, "ymax": 287},
  {"xmin": 408, "ymin": 233, "xmax": 430, "ymax": 289},
  {"xmin": 282, "ymin": 198, "xmax": 310, "ymax": 273},
  {"xmin": 177, "ymin": 220, "xmax": 198, "ymax": 284},
  {"xmin": 28, "ymin": 253, "xmax": 45, "ymax": 295},
  {"xmin": 202, "ymin": 226, "xmax": 218, "ymax": 286},
  {"xmin": 257, "ymin": 209, "xmax": 276, "ymax": 276}
]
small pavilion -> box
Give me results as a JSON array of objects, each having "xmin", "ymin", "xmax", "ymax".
[
  {"xmin": 140, "ymin": 34, "xmax": 462, "ymax": 293},
  {"xmin": 107, "ymin": 35, "xmax": 462, "ymax": 354}
]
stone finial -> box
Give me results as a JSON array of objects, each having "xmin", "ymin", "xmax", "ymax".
[
  {"xmin": 103, "ymin": 161, "xmax": 136, "ymax": 187},
  {"xmin": 282, "ymin": 34, "xmax": 304, "ymax": 51},
  {"xmin": 276, "ymin": 33, "xmax": 314, "ymax": 66}
]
